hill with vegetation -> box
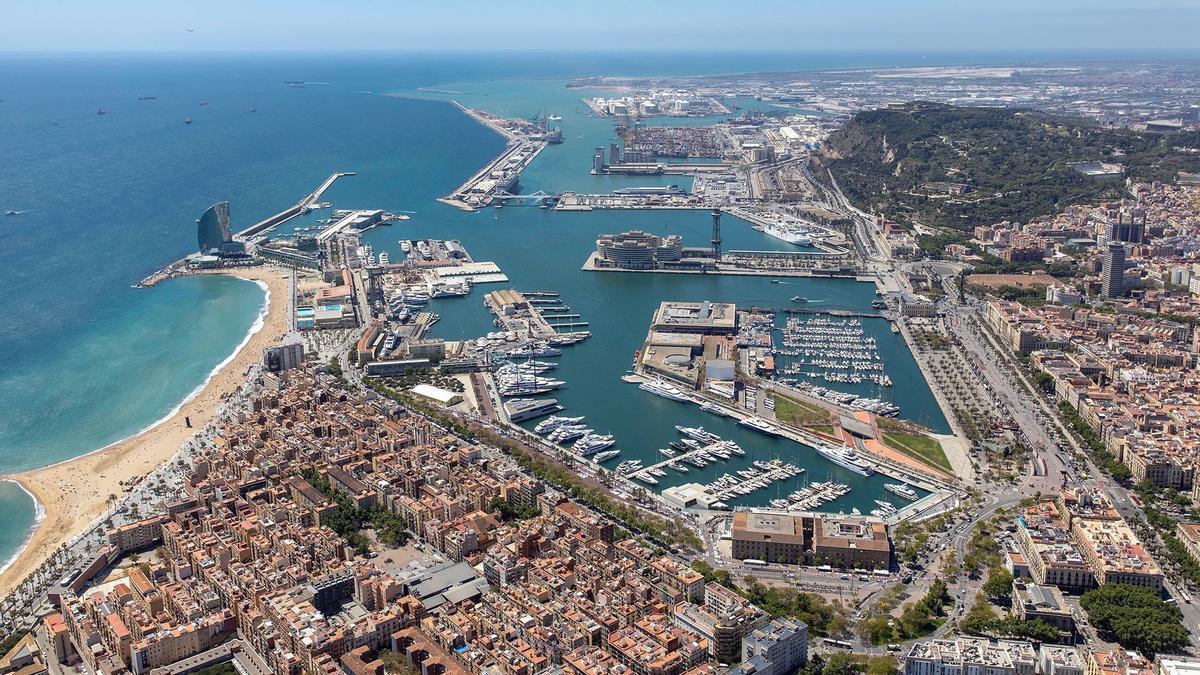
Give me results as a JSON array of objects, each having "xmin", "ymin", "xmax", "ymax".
[{"xmin": 813, "ymin": 102, "xmax": 1200, "ymax": 231}]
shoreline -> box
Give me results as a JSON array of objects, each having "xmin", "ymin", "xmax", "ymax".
[
  {"xmin": 0, "ymin": 266, "xmax": 292, "ymax": 597},
  {"xmin": 0, "ymin": 479, "xmax": 46, "ymax": 577}
]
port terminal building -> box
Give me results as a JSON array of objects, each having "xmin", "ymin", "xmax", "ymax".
[
  {"xmin": 641, "ymin": 301, "xmax": 738, "ymax": 393},
  {"xmin": 592, "ymin": 230, "xmax": 715, "ymax": 271}
]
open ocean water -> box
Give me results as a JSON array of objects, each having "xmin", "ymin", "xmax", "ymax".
[{"xmin": 0, "ymin": 49, "xmax": 1068, "ymax": 571}]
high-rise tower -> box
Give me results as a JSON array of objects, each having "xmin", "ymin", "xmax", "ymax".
[
  {"xmin": 711, "ymin": 209, "xmax": 722, "ymax": 260},
  {"xmin": 196, "ymin": 201, "xmax": 232, "ymax": 254}
]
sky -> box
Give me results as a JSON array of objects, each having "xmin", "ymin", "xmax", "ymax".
[{"xmin": 4, "ymin": 0, "xmax": 1200, "ymax": 53}]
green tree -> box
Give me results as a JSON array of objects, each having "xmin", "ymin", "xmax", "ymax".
[
  {"xmin": 1080, "ymin": 584, "xmax": 1189, "ymax": 656},
  {"xmin": 982, "ymin": 568, "xmax": 1014, "ymax": 599}
]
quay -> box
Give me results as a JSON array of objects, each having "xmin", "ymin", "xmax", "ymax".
[
  {"xmin": 743, "ymin": 306, "xmax": 885, "ymax": 319},
  {"xmin": 237, "ymin": 171, "xmax": 355, "ymax": 238},
  {"xmin": 581, "ymin": 251, "xmax": 866, "ymax": 279},
  {"xmin": 439, "ymin": 101, "xmax": 550, "ymax": 211},
  {"xmin": 622, "ymin": 372, "xmax": 957, "ymax": 495},
  {"xmin": 595, "ymin": 162, "xmax": 733, "ymax": 176},
  {"xmin": 482, "ymin": 289, "xmax": 581, "ymax": 340},
  {"xmin": 136, "ymin": 171, "xmax": 357, "ymax": 288}
]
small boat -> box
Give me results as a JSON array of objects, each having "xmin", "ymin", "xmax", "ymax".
[
  {"xmin": 184, "ymin": 116, "xmax": 192, "ymax": 125},
  {"xmin": 249, "ymin": 107, "xmax": 257, "ymax": 113},
  {"xmin": 791, "ymin": 296, "xmax": 808, "ymax": 303},
  {"xmin": 137, "ymin": 95, "xmax": 157, "ymax": 101},
  {"xmin": 96, "ymin": 107, "xmax": 107, "ymax": 115},
  {"xmin": 4, "ymin": 210, "xmax": 18, "ymax": 216},
  {"xmin": 199, "ymin": 100, "xmax": 209, "ymax": 106}
]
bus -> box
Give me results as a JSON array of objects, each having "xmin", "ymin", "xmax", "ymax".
[
  {"xmin": 743, "ymin": 559, "xmax": 767, "ymax": 567},
  {"xmin": 823, "ymin": 638, "xmax": 854, "ymax": 650}
]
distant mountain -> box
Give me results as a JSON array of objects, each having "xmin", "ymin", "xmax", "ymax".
[{"xmin": 813, "ymin": 101, "xmax": 1200, "ymax": 231}]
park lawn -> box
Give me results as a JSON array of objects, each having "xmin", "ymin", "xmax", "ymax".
[
  {"xmin": 882, "ymin": 432, "xmax": 953, "ymax": 473},
  {"xmin": 775, "ymin": 395, "xmax": 830, "ymax": 426},
  {"xmin": 805, "ymin": 424, "xmax": 836, "ymax": 437}
]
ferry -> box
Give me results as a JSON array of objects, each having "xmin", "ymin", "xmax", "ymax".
[
  {"xmin": 738, "ymin": 416, "xmax": 782, "ymax": 436},
  {"xmin": 761, "ymin": 221, "xmax": 813, "ymax": 246},
  {"xmin": 639, "ymin": 379, "xmax": 689, "ymax": 402},
  {"xmin": 699, "ymin": 401, "xmax": 730, "ymax": 417},
  {"xmin": 813, "ymin": 442, "xmax": 874, "ymax": 476},
  {"xmin": 884, "ymin": 483, "xmax": 919, "ymax": 501},
  {"xmin": 593, "ymin": 449, "xmax": 621, "ymax": 463}
]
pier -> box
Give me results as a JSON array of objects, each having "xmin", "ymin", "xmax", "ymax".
[
  {"xmin": 237, "ymin": 171, "xmax": 355, "ymax": 238},
  {"xmin": 745, "ymin": 306, "xmax": 885, "ymax": 319},
  {"xmin": 439, "ymin": 102, "xmax": 549, "ymax": 211}
]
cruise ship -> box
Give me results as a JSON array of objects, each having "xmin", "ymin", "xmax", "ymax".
[
  {"xmin": 639, "ymin": 379, "xmax": 689, "ymax": 402},
  {"xmin": 813, "ymin": 442, "xmax": 874, "ymax": 476},
  {"xmin": 761, "ymin": 221, "xmax": 813, "ymax": 246},
  {"xmin": 613, "ymin": 185, "xmax": 686, "ymax": 196},
  {"xmin": 884, "ymin": 483, "xmax": 919, "ymax": 501},
  {"xmin": 738, "ymin": 416, "xmax": 782, "ymax": 436}
]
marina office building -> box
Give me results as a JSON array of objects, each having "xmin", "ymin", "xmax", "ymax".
[{"xmin": 730, "ymin": 510, "xmax": 891, "ymax": 569}]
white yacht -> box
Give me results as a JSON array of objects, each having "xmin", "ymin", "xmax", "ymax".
[
  {"xmin": 738, "ymin": 416, "xmax": 782, "ymax": 436},
  {"xmin": 593, "ymin": 449, "xmax": 621, "ymax": 463},
  {"xmin": 638, "ymin": 379, "xmax": 689, "ymax": 402},
  {"xmin": 884, "ymin": 483, "xmax": 919, "ymax": 501},
  {"xmin": 574, "ymin": 434, "xmax": 615, "ymax": 455},
  {"xmin": 814, "ymin": 442, "xmax": 875, "ymax": 476},
  {"xmin": 534, "ymin": 415, "xmax": 585, "ymax": 434}
]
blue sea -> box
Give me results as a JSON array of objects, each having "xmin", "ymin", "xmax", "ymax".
[{"xmin": 0, "ymin": 49, "xmax": 1128, "ymax": 571}]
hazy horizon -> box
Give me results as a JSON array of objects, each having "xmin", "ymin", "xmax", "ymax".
[{"xmin": 5, "ymin": 0, "xmax": 1200, "ymax": 53}]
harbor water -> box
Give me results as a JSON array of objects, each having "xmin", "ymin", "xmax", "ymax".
[{"xmin": 0, "ymin": 52, "xmax": 959, "ymax": 569}]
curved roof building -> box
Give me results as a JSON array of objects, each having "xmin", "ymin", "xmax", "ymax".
[{"xmin": 196, "ymin": 201, "xmax": 232, "ymax": 254}]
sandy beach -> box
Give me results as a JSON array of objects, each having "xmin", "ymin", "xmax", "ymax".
[{"xmin": 0, "ymin": 266, "xmax": 292, "ymax": 597}]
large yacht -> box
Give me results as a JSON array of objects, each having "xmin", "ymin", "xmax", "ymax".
[
  {"xmin": 885, "ymin": 483, "xmax": 919, "ymax": 501},
  {"xmin": 638, "ymin": 379, "xmax": 689, "ymax": 402},
  {"xmin": 813, "ymin": 442, "xmax": 874, "ymax": 476},
  {"xmin": 738, "ymin": 416, "xmax": 782, "ymax": 436}
]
